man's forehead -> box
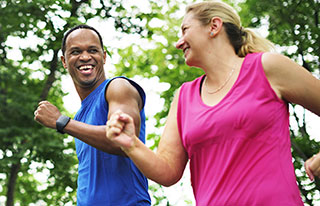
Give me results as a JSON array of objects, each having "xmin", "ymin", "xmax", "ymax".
[
  {"xmin": 66, "ymin": 29, "xmax": 100, "ymax": 47},
  {"xmin": 68, "ymin": 29, "xmax": 98, "ymax": 40}
]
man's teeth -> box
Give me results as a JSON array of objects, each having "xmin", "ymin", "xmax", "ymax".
[{"xmin": 79, "ymin": 65, "xmax": 94, "ymax": 70}]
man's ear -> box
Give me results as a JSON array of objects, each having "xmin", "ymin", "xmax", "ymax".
[
  {"xmin": 209, "ymin": 17, "xmax": 223, "ymax": 37},
  {"xmin": 61, "ymin": 55, "xmax": 67, "ymax": 68},
  {"xmin": 103, "ymin": 51, "xmax": 107, "ymax": 64}
]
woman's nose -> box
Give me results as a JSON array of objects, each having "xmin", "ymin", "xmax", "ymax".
[{"xmin": 175, "ymin": 38, "xmax": 184, "ymax": 49}]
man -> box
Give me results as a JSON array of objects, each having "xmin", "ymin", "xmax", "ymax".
[{"xmin": 34, "ymin": 25, "xmax": 151, "ymax": 206}]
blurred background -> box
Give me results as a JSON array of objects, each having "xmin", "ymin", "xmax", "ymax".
[{"xmin": 0, "ymin": 0, "xmax": 319, "ymax": 205}]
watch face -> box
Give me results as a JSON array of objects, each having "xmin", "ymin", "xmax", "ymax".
[{"xmin": 56, "ymin": 115, "xmax": 71, "ymax": 134}]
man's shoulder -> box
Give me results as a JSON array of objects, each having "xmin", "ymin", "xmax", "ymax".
[{"xmin": 106, "ymin": 76, "xmax": 145, "ymax": 103}]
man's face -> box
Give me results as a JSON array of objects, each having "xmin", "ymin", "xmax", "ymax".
[{"xmin": 61, "ymin": 29, "xmax": 106, "ymax": 89}]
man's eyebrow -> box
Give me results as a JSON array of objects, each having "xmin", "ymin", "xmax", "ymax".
[
  {"xmin": 88, "ymin": 45, "xmax": 100, "ymax": 49},
  {"xmin": 68, "ymin": 46, "xmax": 81, "ymax": 51},
  {"xmin": 68, "ymin": 45, "xmax": 99, "ymax": 49}
]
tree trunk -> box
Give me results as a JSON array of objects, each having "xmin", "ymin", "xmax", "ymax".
[{"xmin": 6, "ymin": 162, "xmax": 21, "ymax": 206}]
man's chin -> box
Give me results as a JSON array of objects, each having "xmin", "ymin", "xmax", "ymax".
[
  {"xmin": 77, "ymin": 79, "xmax": 96, "ymax": 88},
  {"xmin": 74, "ymin": 73, "xmax": 105, "ymax": 88}
]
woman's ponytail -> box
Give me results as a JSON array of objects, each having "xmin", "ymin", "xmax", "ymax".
[{"xmin": 237, "ymin": 27, "xmax": 275, "ymax": 57}]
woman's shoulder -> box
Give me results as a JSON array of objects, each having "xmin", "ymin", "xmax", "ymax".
[
  {"xmin": 261, "ymin": 52, "xmax": 291, "ymax": 71},
  {"xmin": 181, "ymin": 75, "xmax": 204, "ymax": 87}
]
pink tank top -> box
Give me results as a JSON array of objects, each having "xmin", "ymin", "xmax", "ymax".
[{"xmin": 177, "ymin": 53, "xmax": 303, "ymax": 205}]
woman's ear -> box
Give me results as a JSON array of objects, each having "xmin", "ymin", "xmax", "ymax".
[{"xmin": 209, "ymin": 17, "xmax": 223, "ymax": 37}]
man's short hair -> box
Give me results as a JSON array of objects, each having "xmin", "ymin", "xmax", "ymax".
[{"xmin": 61, "ymin": 24, "xmax": 104, "ymax": 55}]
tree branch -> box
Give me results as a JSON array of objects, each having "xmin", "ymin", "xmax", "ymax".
[{"xmin": 39, "ymin": 49, "xmax": 59, "ymax": 101}]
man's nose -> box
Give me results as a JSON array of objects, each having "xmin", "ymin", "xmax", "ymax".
[{"xmin": 80, "ymin": 51, "xmax": 91, "ymax": 61}]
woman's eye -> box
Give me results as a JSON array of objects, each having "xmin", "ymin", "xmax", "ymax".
[{"xmin": 181, "ymin": 27, "xmax": 188, "ymax": 35}]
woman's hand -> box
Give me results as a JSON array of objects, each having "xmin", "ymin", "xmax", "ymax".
[
  {"xmin": 305, "ymin": 152, "xmax": 320, "ymax": 181},
  {"xmin": 106, "ymin": 110, "xmax": 137, "ymax": 151}
]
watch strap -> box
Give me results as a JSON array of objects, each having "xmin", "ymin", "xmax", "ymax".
[{"xmin": 56, "ymin": 115, "xmax": 71, "ymax": 134}]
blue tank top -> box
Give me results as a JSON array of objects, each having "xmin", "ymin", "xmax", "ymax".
[{"xmin": 74, "ymin": 77, "xmax": 150, "ymax": 206}]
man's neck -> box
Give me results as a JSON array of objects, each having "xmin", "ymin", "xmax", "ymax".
[{"xmin": 75, "ymin": 78, "xmax": 106, "ymax": 101}]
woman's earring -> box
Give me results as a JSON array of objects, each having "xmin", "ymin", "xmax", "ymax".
[{"xmin": 210, "ymin": 32, "xmax": 214, "ymax": 37}]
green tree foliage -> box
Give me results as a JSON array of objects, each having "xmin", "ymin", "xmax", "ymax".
[{"xmin": 115, "ymin": 0, "xmax": 203, "ymax": 133}]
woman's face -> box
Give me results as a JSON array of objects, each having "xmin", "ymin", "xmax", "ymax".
[{"xmin": 176, "ymin": 12, "xmax": 210, "ymax": 67}]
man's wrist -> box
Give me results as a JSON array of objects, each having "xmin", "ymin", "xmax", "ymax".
[{"xmin": 56, "ymin": 115, "xmax": 71, "ymax": 134}]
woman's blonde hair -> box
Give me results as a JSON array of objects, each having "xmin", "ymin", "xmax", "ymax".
[{"xmin": 186, "ymin": 0, "xmax": 275, "ymax": 57}]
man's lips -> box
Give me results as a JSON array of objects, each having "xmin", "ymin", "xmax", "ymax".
[
  {"xmin": 77, "ymin": 65, "xmax": 94, "ymax": 75},
  {"xmin": 78, "ymin": 65, "xmax": 94, "ymax": 70}
]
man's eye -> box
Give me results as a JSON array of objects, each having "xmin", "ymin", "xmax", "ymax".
[
  {"xmin": 71, "ymin": 50, "xmax": 80, "ymax": 55},
  {"xmin": 88, "ymin": 49, "xmax": 98, "ymax": 53}
]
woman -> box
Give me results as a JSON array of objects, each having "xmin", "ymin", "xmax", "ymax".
[{"xmin": 106, "ymin": 1, "xmax": 320, "ymax": 205}]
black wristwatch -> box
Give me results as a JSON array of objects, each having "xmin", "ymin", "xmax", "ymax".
[{"xmin": 56, "ymin": 115, "xmax": 71, "ymax": 134}]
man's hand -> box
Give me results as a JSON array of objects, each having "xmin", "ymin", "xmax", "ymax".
[
  {"xmin": 106, "ymin": 110, "xmax": 137, "ymax": 151},
  {"xmin": 305, "ymin": 152, "xmax": 320, "ymax": 181},
  {"xmin": 34, "ymin": 101, "xmax": 61, "ymax": 129}
]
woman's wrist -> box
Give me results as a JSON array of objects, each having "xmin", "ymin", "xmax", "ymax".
[{"xmin": 121, "ymin": 135, "xmax": 139, "ymax": 154}]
